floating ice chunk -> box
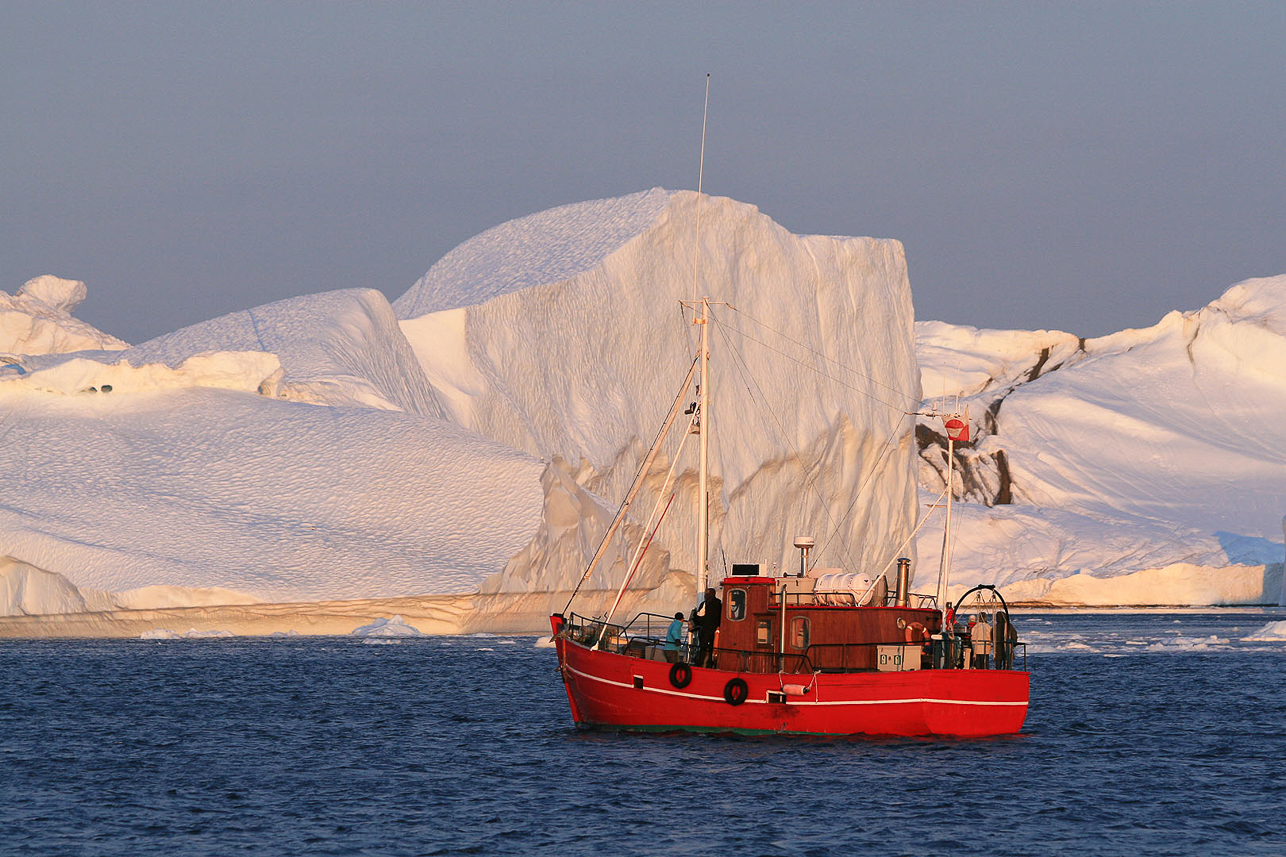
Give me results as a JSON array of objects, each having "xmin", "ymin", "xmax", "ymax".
[
  {"xmin": 139, "ymin": 629, "xmax": 182, "ymax": 640},
  {"xmin": 183, "ymin": 628, "xmax": 234, "ymax": 638},
  {"xmin": 269, "ymin": 630, "xmax": 300, "ymax": 638},
  {"xmin": 1144, "ymin": 635, "xmax": 1228, "ymax": 651},
  {"xmin": 1242, "ymin": 620, "xmax": 1286, "ymax": 642},
  {"xmin": 534, "ymin": 636, "xmax": 556, "ymax": 648},
  {"xmin": 351, "ymin": 615, "xmax": 423, "ymax": 637}
]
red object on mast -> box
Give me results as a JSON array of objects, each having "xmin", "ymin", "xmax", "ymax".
[{"xmin": 944, "ymin": 416, "xmax": 970, "ymax": 443}]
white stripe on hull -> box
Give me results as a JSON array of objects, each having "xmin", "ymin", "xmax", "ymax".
[{"xmin": 564, "ymin": 662, "xmax": 1028, "ymax": 708}]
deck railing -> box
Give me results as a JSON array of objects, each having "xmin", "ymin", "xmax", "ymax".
[
  {"xmin": 559, "ymin": 612, "xmax": 1027, "ymax": 674},
  {"xmin": 768, "ymin": 590, "xmax": 940, "ymax": 610}
]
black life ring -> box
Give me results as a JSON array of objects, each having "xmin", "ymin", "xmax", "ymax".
[
  {"xmin": 669, "ymin": 662, "xmax": 693, "ymax": 689},
  {"xmin": 723, "ymin": 677, "xmax": 749, "ymax": 706}
]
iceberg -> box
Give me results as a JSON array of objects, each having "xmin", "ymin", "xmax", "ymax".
[
  {"xmin": 0, "ymin": 287, "xmax": 546, "ymax": 612},
  {"xmin": 138, "ymin": 629, "xmax": 182, "ymax": 640},
  {"xmin": 0, "ymin": 190, "xmax": 920, "ymax": 634},
  {"xmin": 917, "ymin": 276, "xmax": 1286, "ymax": 606},
  {"xmin": 1243, "ymin": 620, "xmax": 1286, "ymax": 642},
  {"xmin": 397, "ymin": 189, "xmax": 921, "ymax": 598},
  {"xmin": 10, "ymin": 185, "xmax": 1284, "ymax": 634}
]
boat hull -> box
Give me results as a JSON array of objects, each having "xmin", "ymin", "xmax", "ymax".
[{"xmin": 556, "ymin": 636, "xmax": 1028, "ymax": 737}]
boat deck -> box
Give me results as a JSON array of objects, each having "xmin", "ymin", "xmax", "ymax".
[{"xmin": 559, "ymin": 608, "xmax": 1027, "ymax": 676}]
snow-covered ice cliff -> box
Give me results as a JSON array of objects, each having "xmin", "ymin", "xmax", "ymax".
[
  {"xmin": 396, "ymin": 189, "xmax": 921, "ymax": 599},
  {"xmin": 917, "ymin": 276, "xmax": 1286, "ymax": 606},
  {"xmin": 0, "ymin": 287, "xmax": 546, "ymax": 610}
]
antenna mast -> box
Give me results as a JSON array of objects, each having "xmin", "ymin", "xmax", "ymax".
[
  {"xmin": 693, "ymin": 74, "xmax": 711, "ymax": 595},
  {"xmin": 690, "ymin": 74, "xmax": 709, "ymax": 304}
]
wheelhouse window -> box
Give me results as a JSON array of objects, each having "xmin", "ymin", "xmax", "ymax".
[
  {"xmin": 790, "ymin": 616, "xmax": 810, "ymax": 649},
  {"xmin": 728, "ymin": 589, "xmax": 747, "ymax": 621}
]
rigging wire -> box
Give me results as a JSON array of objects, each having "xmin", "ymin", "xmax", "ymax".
[
  {"xmin": 812, "ymin": 409, "xmax": 918, "ymax": 564},
  {"xmin": 713, "ymin": 319, "xmax": 862, "ymax": 574},
  {"xmin": 709, "ymin": 315, "xmax": 915, "ymax": 415},
  {"xmin": 713, "ymin": 308, "xmax": 921, "ymax": 573},
  {"xmin": 562, "ymin": 354, "xmax": 699, "ymax": 615},
  {"xmin": 721, "ymin": 303, "xmax": 921, "ymax": 412}
]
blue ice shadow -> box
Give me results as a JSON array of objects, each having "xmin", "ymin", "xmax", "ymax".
[
  {"xmin": 1215, "ymin": 531, "xmax": 1284, "ymax": 603},
  {"xmin": 1215, "ymin": 531, "xmax": 1283, "ymax": 565}
]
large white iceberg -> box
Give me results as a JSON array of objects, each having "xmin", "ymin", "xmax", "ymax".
[
  {"xmin": 917, "ymin": 276, "xmax": 1286, "ymax": 605},
  {"xmin": 0, "ymin": 288, "xmax": 546, "ymax": 609},
  {"xmin": 4, "ymin": 188, "xmax": 1284, "ymax": 631},
  {"xmin": 397, "ymin": 189, "xmax": 921, "ymax": 594},
  {"xmin": 0, "ymin": 190, "xmax": 921, "ymax": 631}
]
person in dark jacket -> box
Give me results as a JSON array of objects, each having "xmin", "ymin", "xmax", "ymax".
[{"xmin": 690, "ymin": 587, "xmax": 722, "ymax": 668}]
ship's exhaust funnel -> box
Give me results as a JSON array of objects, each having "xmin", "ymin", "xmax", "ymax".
[{"xmin": 895, "ymin": 557, "xmax": 911, "ymax": 607}]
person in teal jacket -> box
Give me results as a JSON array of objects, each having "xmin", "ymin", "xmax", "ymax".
[{"xmin": 663, "ymin": 612, "xmax": 685, "ymax": 663}]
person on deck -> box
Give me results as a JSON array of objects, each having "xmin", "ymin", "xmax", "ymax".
[
  {"xmin": 972, "ymin": 613, "xmax": 993, "ymax": 669},
  {"xmin": 995, "ymin": 612, "xmax": 1018, "ymax": 670},
  {"xmin": 690, "ymin": 588, "xmax": 723, "ymax": 668},
  {"xmin": 663, "ymin": 612, "xmax": 685, "ymax": 663}
]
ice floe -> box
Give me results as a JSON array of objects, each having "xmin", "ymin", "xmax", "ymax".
[{"xmin": 1242, "ymin": 620, "xmax": 1286, "ymax": 642}]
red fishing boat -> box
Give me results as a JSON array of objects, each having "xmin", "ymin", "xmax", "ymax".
[
  {"xmin": 551, "ymin": 578, "xmax": 1026, "ymax": 737},
  {"xmin": 550, "ymin": 294, "xmax": 1029, "ymax": 737}
]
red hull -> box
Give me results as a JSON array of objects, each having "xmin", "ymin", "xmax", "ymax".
[{"xmin": 555, "ymin": 635, "xmax": 1028, "ymax": 737}]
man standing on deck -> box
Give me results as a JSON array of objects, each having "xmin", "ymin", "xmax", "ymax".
[{"xmin": 690, "ymin": 588, "xmax": 722, "ymax": 668}]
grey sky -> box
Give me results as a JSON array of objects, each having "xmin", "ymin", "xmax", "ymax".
[{"xmin": 3, "ymin": 2, "xmax": 1283, "ymax": 344}]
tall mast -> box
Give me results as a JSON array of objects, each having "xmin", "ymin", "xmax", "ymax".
[
  {"xmin": 692, "ymin": 74, "xmax": 712, "ymax": 595},
  {"xmin": 697, "ymin": 296, "xmax": 711, "ymax": 594},
  {"xmin": 936, "ymin": 432, "xmax": 954, "ymax": 610}
]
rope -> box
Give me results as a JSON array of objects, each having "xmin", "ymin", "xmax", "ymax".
[
  {"xmin": 562, "ymin": 354, "xmax": 699, "ymax": 615},
  {"xmin": 721, "ymin": 303, "xmax": 921, "ymax": 412},
  {"xmin": 713, "ymin": 315, "xmax": 919, "ymax": 575}
]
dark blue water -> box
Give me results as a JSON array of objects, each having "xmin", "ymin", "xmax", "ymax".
[{"xmin": 2, "ymin": 612, "xmax": 1285, "ymax": 856}]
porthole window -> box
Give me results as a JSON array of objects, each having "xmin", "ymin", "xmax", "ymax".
[
  {"xmin": 728, "ymin": 589, "xmax": 747, "ymax": 621},
  {"xmin": 790, "ymin": 616, "xmax": 810, "ymax": 649}
]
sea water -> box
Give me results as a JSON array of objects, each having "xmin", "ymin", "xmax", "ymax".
[{"xmin": 2, "ymin": 612, "xmax": 1284, "ymax": 856}]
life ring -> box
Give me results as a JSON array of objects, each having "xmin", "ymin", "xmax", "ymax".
[
  {"xmin": 669, "ymin": 662, "xmax": 693, "ymax": 689},
  {"xmin": 723, "ymin": 677, "xmax": 749, "ymax": 706},
  {"xmin": 904, "ymin": 621, "xmax": 927, "ymax": 643}
]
